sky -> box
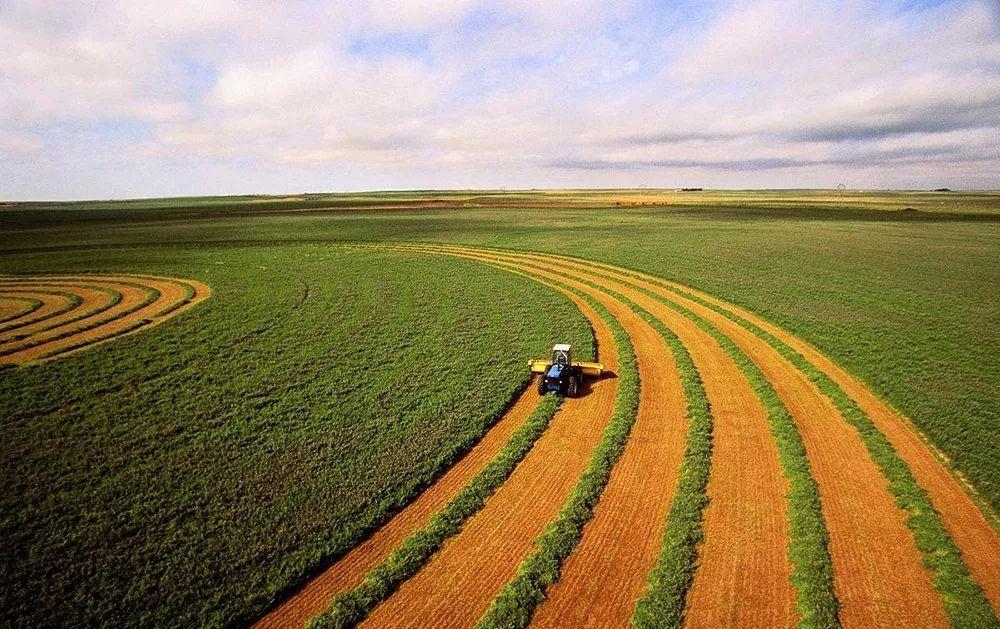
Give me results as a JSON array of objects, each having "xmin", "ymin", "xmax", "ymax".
[{"xmin": 1, "ymin": 0, "xmax": 998, "ymax": 200}]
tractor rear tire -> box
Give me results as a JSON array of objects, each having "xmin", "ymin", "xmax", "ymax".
[{"xmin": 567, "ymin": 376, "xmax": 579, "ymax": 397}]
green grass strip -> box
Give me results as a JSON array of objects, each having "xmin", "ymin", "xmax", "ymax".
[
  {"xmin": 476, "ymin": 291, "xmax": 640, "ymax": 629},
  {"xmin": 621, "ymin": 286, "xmax": 839, "ymax": 628},
  {"xmin": 627, "ymin": 308, "xmax": 713, "ymax": 628},
  {"xmin": 454, "ymin": 248, "xmax": 836, "ymax": 627},
  {"xmin": 308, "ymin": 393, "xmax": 564, "ymax": 629},
  {"xmin": 657, "ymin": 283, "xmax": 999, "ymax": 628}
]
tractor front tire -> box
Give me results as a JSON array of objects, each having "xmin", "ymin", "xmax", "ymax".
[
  {"xmin": 537, "ymin": 375, "xmax": 547, "ymax": 395},
  {"xmin": 567, "ymin": 376, "xmax": 579, "ymax": 397}
]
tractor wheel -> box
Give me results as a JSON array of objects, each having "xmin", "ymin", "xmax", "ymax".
[
  {"xmin": 567, "ymin": 376, "xmax": 579, "ymax": 397},
  {"xmin": 537, "ymin": 375, "xmax": 547, "ymax": 395}
]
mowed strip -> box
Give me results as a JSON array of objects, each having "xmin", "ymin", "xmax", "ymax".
[
  {"xmin": 441, "ymin": 249, "xmax": 685, "ymax": 628},
  {"xmin": 0, "ymin": 296, "xmax": 42, "ymax": 323},
  {"xmin": 360, "ymin": 280, "xmax": 619, "ymax": 628},
  {"xmin": 0, "ymin": 291, "xmax": 76, "ymax": 332},
  {"xmin": 255, "ymin": 387, "xmax": 543, "ymax": 628},
  {"xmin": 459, "ymin": 249, "xmax": 797, "ymax": 627},
  {"xmin": 0, "ymin": 275, "xmax": 209, "ymax": 365},
  {"xmin": 0, "ymin": 283, "xmax": 120, "ymax": 345},
  {"xmin": 658, "ymin": 282, "xmax": 1000, "ymax": 616},
  {"xmin": 553, "ymin": 257, "xmax": 949, "ymax": 627}
]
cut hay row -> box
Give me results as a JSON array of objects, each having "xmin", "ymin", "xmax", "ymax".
[
  {"xmin": 258, "ymin": 243, "xmax": 998, "ymax": 629},
  {"xmin": 0, "ymin": 290, "xmax": 83, "ymax": 335},
  {"xmin": 257, "ymin": 389, "xmax": 546, "ymax": 629},
  {"xmin": 0, "ymin": 275, "xmax": 210, "ymax": 366},
  {"xmin": 357, "ymin": 279, "xmax": 620, "ymax": 628},
  {"xmin": 0, "ymin": 296, "xmax": 43, "ymax": 324}
]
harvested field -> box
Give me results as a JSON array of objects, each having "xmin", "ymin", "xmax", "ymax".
[
  {"xmin": 283, "ymin": 243, "xmax": 999, "ymax": 629},
  {"xmin": 255, "ymin": 387, "xmax": 544, "ymax": 628},
  {"xmin": 360, "ymin": 287, "xmax": 619, "ymax": 628},
  {"xmin": 0, "ymin": 274, "xmax": 210, "ymax": 365}
]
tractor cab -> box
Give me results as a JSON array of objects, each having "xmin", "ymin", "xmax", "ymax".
[{"xmin": 551, "ymin": 343, "xmax": 572, "ymax": 366}]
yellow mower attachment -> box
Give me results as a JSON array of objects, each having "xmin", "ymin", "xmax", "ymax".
[{"xmin": 529, "ymin": 343, "xmax": 604, "ymax": 397}]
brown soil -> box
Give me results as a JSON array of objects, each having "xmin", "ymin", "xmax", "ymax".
[
  {"xmin": 0, "ymin": 283, "xmax": 119, "ymax": 344},
  {"xmin": 0, "ymin": 275, "xmax": 209, "ymax": 365},
  {"xmin": 652, "ymin": 278, "xmax": 1000, "ymax": 615},
  {"xmin": 566, "ymin": 260, "xmax": 949, "ymax": 628},
  {"xmin": 361, "ymin": 278, "xmax": 619, "ymax": 628},
  {"xmin": 468, "ymin": 249, "xmax": 796, "ymax": 628},
  {"xmin": 255, "ymin": 387, "xmax": 543, "ymax": 628},
  {"xmin": 0, "ymin": 291, "xmax": 73, "ymax": 330}
]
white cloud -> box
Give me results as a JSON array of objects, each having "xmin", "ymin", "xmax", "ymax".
[{"xmin": 0, "ymin": 0, "xmax": 997, "ymax": 199}]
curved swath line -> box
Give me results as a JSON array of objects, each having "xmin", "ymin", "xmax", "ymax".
[
  {"xmin": 255, "ymin": 277, "xmax": 608, "ymax": 628},
  {"xmin": 4, "ymin": 279, "xmax": 160, "ymax": 362},
  {"xmin": 0, "ymin": 284, "xmax": 121, "ymax": 345},
  {"xmin": 0, "ymin": 289, "xmax": 80, "ymax": 335},
  {"xmin": 33, "ymin": 276, "xmax": 210, "ymax": 363},
  {"xmin": 0, "ymin": 296, "xmax": 43, "ymax": 324},
  {"xmin": 360, "ymin": 260, "xmax": 622, "ymax": 628},
  {"xmin": 0, "ymin": 291, "xmax": 68, "ymax": 330},
  {"xmin": 0, "ymin": 283, "xmax": 132, "ymax": 356},
  {"xmin": 0, "ymin": 274, "xmax": 210, "ymax": 366},
  {"xmin": 459, "ymin": 247, "xmax": 964, "ymax": 626},
  {"xmin": 394, "ymin": 245, "xmax": 798, "ymax": 627}
]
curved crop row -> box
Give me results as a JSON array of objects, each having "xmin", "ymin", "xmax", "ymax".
[
  {"xmin": 0, "ymin": 275, "xmax": 209, "ymax": 365},
  {"xmin": 476, "ymin": 288, "xmax": 640, "ymax": 629},
  {"xmin": 668, "ymin": 286, "xmax": 997, "ymax": 627},
  {"xmin": 309, "ymin": 394, "xmax": 563, "ymax": 628}
]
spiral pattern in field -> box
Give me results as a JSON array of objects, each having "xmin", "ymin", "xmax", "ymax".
[{"xmin": 0, "ymin": 274, "xmax": 210, "ymax": 366}]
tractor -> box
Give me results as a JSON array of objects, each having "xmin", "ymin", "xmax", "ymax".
[{"xmin": 528, "ymin": 343, "xmax": 604, "ymax": 397}]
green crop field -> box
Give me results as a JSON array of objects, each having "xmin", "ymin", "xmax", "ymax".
[
  {"xmin": 1, "ymin": 189, "xmax": 997, "ymax": 627},
  {"xmin": 0, "ymin": 244, "xmax": 593, "ymax": 626}
]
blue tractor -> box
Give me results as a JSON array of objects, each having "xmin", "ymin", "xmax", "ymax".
[{"xmin": 528, "ymin": 343, "xmax": 604, "ymax": 397}]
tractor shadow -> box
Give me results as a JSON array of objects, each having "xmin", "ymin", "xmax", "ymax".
[{"xmin": 579, "ymin": 370, "xmax": 616, "ymax": 396}]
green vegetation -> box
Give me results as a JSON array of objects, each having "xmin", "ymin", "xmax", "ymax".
[
  {"xmin": 477, "ymin": 290, "xmax": 640, "ymax": 629},
  {"xmin": 0, "ymin": 245, "xmax": 592, "ymax": 627},
  {"xmin": 628, "ymin": 311, "xmax": 713, "ymax": 628},
  {"xmin": 1, "ymin": 189, "xmax": 996, "ymax": 625},
  {"xmin": 665, "ymin": 285, "xmax": 997, "ymax": 627},
  {"xmin": 4, "ymin": 190, "xmax": 994, "ymax": 514},
  {"xmin": 310, "ymin": 394, "xmax": 563, "ymax": 629},
  {"xmin": 636, "ymin": 288, "xmax": 840, "ymax": 628},
  {"xmin": 560, "ymin": 272, "xmax": 839, "ymax": 628}
]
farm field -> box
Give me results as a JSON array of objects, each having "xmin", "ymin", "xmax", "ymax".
[{"xmin": 1, "ymin": 190, "xmax": 998, "ymax": 627}]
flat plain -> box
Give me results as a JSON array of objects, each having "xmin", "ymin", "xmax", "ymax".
[{"xmin": 1, "ymin": 189, "xmax": 997, "ymax": 627}]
